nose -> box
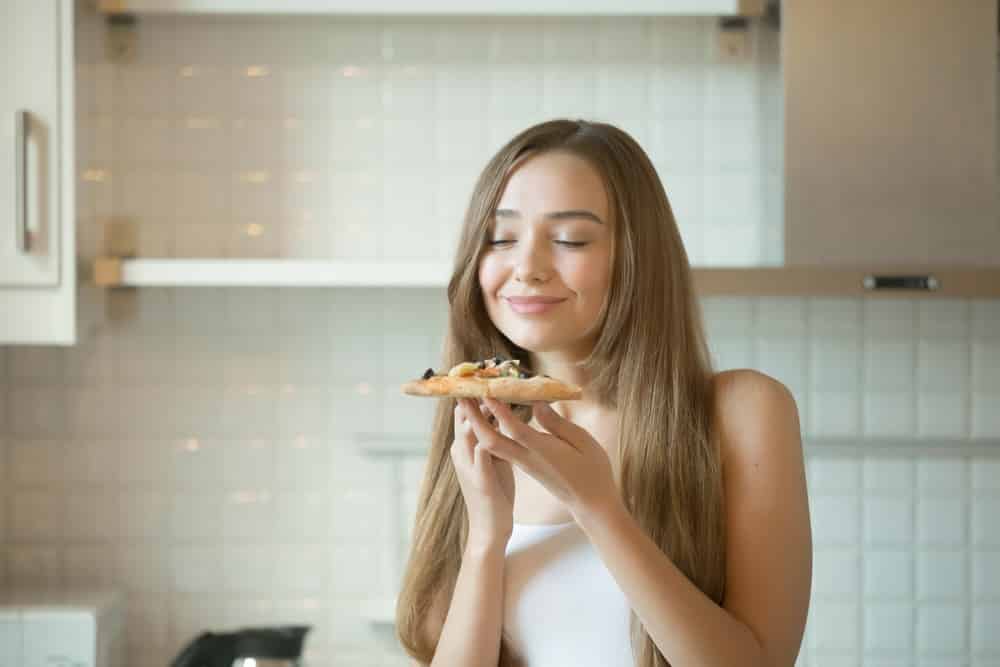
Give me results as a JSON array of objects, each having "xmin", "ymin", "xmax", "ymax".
[{"xmin": 513, "ymin": 235, "xmax": 552, "ymax": 285}]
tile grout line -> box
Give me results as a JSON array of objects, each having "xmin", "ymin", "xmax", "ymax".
[
  {"xmin": 858, "ymin": 298, "xmax": 867, "ymax": 667},
  {"xmin": 911, "ymin": 458, "xmax": 918, "ymax": 664},
  {"xmin": 910, "ymin": 299, "xmax": 919, "ymax": 662},
  {"xmin": 910, "ymin": 300, "xmax": 918, "ymax": 442},
  {"xmin": 964, "ymin": 300, "xmax": 975, "ymax": 667},
  {"xmin": 965, "ymin": 299, "xmax": 974, "ymax": 441},
  {"xmin": 965, "ymin": 456, "xmax": 974, "ymax": 665}
]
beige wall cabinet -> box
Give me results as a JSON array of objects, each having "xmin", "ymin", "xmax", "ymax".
[
  {"xmin": 708, "ymin": 0, "xmax": 1000, "ymax": 298},
  {"xmin": 0, "ymin": 0, "xmax": 76, "ymax": 344},
  {"xmin": 777, "ymin": 0, "xmax": 998, "ymax": 294}
]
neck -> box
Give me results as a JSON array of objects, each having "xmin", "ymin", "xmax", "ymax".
[{"xmin": 527, "ymin": 349, "xmax": 606, "ymax": 421}]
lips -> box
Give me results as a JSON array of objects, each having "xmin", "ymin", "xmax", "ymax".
[
  {"xmin": 504, "ymin": 296, "xmax": 565, "ymax": 305},
  {"xmin": 504, "ymin": 296, "xmax": 566, "ymax": 314}
]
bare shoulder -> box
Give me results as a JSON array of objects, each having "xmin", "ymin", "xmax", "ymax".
[
  {"xmin": 710, "ymin": 369, "xmax": 811, "ymax": 666},
  {"xmin": 711, "ymin": 369, "xmax": 801, "ymax": 461},
  {"xmin": 712, "ymin": 368, "xmax": 796, "ymax": 410}
]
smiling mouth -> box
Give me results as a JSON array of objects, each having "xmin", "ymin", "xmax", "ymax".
[{"xmin": 504, "ymin": 298, "xmax": 565, "ymax": 314}]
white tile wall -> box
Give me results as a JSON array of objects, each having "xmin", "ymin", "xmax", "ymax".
[
  {"xmin": 73, "ymin": 8, "xmax": 782, "ymax": 269},
  {"xmin": 0, "ymin": 5, "xmax": 998, "ymax": 667}
]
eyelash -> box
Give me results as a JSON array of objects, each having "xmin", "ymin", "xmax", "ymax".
[{"xmin": 487, "ymin": 240, "xmax": 588, "ymax": 248}]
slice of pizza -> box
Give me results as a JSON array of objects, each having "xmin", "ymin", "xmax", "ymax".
[{"xmin": 401, "ymin": 356, "xmax": 583, "ymax": 404}]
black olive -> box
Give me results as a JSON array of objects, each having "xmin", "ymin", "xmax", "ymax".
[
  {"xmin": 422, "ymin": 368, "xmax": 435, "ymax": 380},
  {"xmin": 477, "ymin": 360, "xmax": 486, "ymax": 369}
]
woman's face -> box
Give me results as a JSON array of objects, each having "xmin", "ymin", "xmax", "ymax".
[{"xmin": 478, "ymin": 150, "xmax": 613, "ymax": 357}]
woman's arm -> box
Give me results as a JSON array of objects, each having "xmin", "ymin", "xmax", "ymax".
[
  {"xmin": 427, "ymin": 543, "xmax": 508, "ymax": 667},
  {"xmin": 577, "ymin": 369, "xmax": 812, "ymax": 667}
]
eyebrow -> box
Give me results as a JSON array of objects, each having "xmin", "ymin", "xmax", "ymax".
[{"xmin": 494, "ymin": 208, "xmax": 605, "ymax": 225}]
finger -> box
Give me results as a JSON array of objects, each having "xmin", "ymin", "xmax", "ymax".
[
  {"xmin": 459, "ymin": 398, "xmax": 496, "ymax": 423},
  {"xmin": 473, "ymin": 444, "xmax": 497, "ymax": 490},
  {"xmin": 482, "ymin": 397, "xmax": 534, "ymax": 441},
  {"xmin": 531, "ymin": 402, "xmax": 588, "ymax": 451},
  {"xmin": 478, "ymin": 432, "xmax": 532, "ymax": 469},
  {"xmin": 463, "ymin": 397, "xmax": 500, "ymax": 434},
  {"xmin": 464, "ymin": 401, "xmax": 533, "ymax": 469},
  {"xmin": 453, "ymin": 402, "xmax": 476, "ymax": 457}
]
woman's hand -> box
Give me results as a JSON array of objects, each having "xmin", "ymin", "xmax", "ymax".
[
  {"xmin": 451, "ymin": 399, "xmax": 516, "ymax": 551},
  {"xmin": 464, "ymin": 398, "xmax": 621, "ymax": 523}
]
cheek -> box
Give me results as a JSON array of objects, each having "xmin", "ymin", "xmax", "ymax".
[
  {"xmin": 477, "ymin": 257, "xmax": 503, "ymax": 297},
  {"xmin": 566, "ymin": 252, "xmax": 610, "ymax": 294}
]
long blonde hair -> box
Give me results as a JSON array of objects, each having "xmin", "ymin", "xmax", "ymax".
[{"xmin": 395, "ymin": 119, "xmax": 724, "ymax": 667}]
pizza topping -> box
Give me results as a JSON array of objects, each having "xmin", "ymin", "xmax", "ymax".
[
  {"xmin": 438, "ymin": 357, "xmax": 537, "ymax": 380},
  {"xmin": 496, "ymin": 359, "xmax": 520, "ymax": 376},
  {"xmin": 448, "ymin": 362, "xmax": 480, "ymax": 377},
  {"xmin": 422, "ymin": 368, "xmax": 435, "ymax": 380}
]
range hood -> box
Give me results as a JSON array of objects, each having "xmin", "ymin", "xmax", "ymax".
[
  {"xmin": 98, "ymin": 0, "xmax": 765, "ymax": 16},
  {"xmin": 783, "ymin": 0, "xmax": 999, "ymax": 268}
]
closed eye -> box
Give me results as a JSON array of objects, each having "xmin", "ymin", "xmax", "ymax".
[{"xmin": 486, "ymin": 239, "xmax": 588, "ymax": 248}]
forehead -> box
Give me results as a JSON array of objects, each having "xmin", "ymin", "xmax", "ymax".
[{"xmin": 497, "ymin": 151, "xmax": 610, "ymax": 220}]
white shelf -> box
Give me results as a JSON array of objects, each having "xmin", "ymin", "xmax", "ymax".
[
  {"xmin": 356, "ymin": 433, "xmax": 430, "ymax": 456},
  {"xmin": 354, "ymin": 434, "xmax": 1000, "ymax": 458},
  {"xmin": 99, "ymin": 0, "xmax": 763, "ymax": 17},
  {"xmin": 93, "ymin": 258, "xmax": 450, "ymax": 288},
  {"xmin": 92, "ymin": 258, "xmax": 1000, "ymax": 297}
]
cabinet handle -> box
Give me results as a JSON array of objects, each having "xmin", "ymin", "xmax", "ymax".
[
  {"xmin": 862, "ymin": 275, "xmax": 940, "ymax": 291},
  {"xmin": 14, "ymin": 109, "xmax": 30, "ymax": 253}
]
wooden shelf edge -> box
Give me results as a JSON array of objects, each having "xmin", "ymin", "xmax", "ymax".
[
  {"xmin": 90, "ymin": 258, "xmax": 1000, "ymax": 296},
  {"xmin": 692, "ymin": 267, "xmax": 1000, "ymax": 298}
]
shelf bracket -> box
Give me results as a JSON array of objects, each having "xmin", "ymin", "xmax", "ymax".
[
  {"xmin": 92, "ymin": 257, "xmax": 123, "ymax": 287},
  {"xmin": 92, "ymin": 217, "xmax": 137, "ymax": 288}
]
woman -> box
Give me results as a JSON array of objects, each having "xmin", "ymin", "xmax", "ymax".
[{"xmin": 395, "ymin": 119, "xmax": 812, "ymax": 667}]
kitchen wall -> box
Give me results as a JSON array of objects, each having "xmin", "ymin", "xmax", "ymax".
[{"xmin": 0, "ymin": 4, "xmax": 998, "ymax": 667}]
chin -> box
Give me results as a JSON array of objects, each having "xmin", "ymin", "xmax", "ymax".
[{"xmin": 499, "ymin": 322, "xmax": 573, "ymax": 354}]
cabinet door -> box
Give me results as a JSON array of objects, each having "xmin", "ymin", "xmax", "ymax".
[
  {"xmin": 23, "ymin": 613, "xmax": 95, "ymax": 667},
  {"xmin": 0, "ymin": 0, "xmax": 75, "ymax": 345},
  {"xmin": 784, "ymin": 0, "xmax": 998, "ymax": 267},
  {"xmin": 0, "ymin": 0, "xmax": 62, "ymax": 286},
  {"xmin": 0, "ymin": 615, "xmax": 21, "ymax": 667}
]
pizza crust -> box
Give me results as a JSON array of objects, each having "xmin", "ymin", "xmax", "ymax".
[{"xmin": 401, "ymin": 374, "xmax": 582, "ymax": 404}]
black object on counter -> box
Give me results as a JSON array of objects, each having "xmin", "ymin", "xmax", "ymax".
[{"xmin": 170, "ymin": 625, "xmax": 311, "ymax": 667}]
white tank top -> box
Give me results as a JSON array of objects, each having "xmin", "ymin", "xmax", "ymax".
[{"xmin": 503, "ymin": 521, "xmax": 635, "ymax": 666}]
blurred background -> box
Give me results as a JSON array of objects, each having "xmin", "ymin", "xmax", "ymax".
[{"xmin": 1, "ymin": 1, "xmax": 998, "ymax": 665}]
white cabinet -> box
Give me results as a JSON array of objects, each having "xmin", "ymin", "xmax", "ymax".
[
  {"xmin": 0, "ymin": 590, "xmax": 124, "ymax": 667},
  {"xmin": 98, "ymin": 0, "xmax": 764, "ymax": 16},
  {"xmin": 0, "ymin": 0, "xmax": 75, "ymax": 344}
]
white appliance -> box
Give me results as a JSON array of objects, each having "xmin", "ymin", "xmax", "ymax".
[{"xmin": 0, "ymin": 589, "xmax": 124, "ymax": 667}]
